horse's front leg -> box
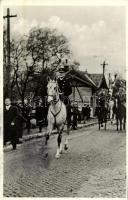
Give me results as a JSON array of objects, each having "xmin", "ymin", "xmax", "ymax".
[
  {"xmin": 55, "ymin": 125, "xmax": 64, "ymax": 159},
  {"xmin": 98, "ymin": 119, "xmax": 100, "ymax": 130},
  {"xmin": 117, "ymin": 117, "xmax": 119, "ymax": 131},
  {"xmin": 56, "ymin": 132, "xmax": 62, "ymax": 159},
  {"xmin": 120, "ymin": 118, "xmax": 122, "ymax": 131},
  {"xmin": 123, "ymin": 116, "xmax": 126, "ymax": 130},
  {"xmin": 45, "ymin": 122, "xmax": 53, "ymax": 145}
]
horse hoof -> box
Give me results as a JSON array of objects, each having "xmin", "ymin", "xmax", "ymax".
[
  {"xmin": 43, "ymin": 152, "xmax": 48, "ymax": 158},
  {"xmin": 59, "ymin": 150, "xmax": 63, "ymax": 154},
  {"xmin": 64, "ymin": 144, "xmax": 68, "ymax": 151},
  {"xmin": 55, "ymin": 154, "xmax": 60, "ymax": 159},
  {"xmin": 46, "ymin": 134, "xmax": 49, "ymax": 140}
]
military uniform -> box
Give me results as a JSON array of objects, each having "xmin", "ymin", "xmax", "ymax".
[
  {"xmin": 57, "ymin": 76, "xmax": 72, "ymax": 98},
  {"xmin": 57, "ymin": 66, "xmax": 72, "ymax": 129}
]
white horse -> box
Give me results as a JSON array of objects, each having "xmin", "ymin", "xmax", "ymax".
[{"xmin": 45, "ymin": 77, "xmax": 69, "ymax": 159}]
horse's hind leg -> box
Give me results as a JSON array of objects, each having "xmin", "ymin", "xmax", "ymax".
[
  {"xmin": 64, "ymin": 135, "xmax": 69, "ymax": 151},
  {"xmin": 123, "ymin": 117, "xmax": 126, "ymax": 130},
  {"xmin": 64, "ymin": 124, "xmax": 70, "ymax": 151}
]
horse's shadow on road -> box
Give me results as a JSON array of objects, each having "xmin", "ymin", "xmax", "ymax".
[{"xmin": 38, "ymin": 138, "xmax": 53, "ymax": 169}]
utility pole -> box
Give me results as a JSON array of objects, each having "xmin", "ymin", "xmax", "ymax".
[
  {"xmin": 3, "ymin": 8, "xmax": 17, "ymax": 97},
  {"xmin": 101, "ymin": 60, "xmax": 108, "ymax": 76}
]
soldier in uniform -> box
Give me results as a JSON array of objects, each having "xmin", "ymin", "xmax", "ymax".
[
  {"xmin": 56, "ymin": 64, "xmax": 72, "ymax": 130},
  {"xmin": 57, "ymin": 65, "xmax": 72, "ymax": 100}
]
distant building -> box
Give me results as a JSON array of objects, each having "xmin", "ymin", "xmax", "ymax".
[
  {"xmin": 88, "ymin": 73, "xmax": 108, "ymax": 90},
  {"xmin": 64, "ymin": 69, "xmax": 97, "ymax": 111}
]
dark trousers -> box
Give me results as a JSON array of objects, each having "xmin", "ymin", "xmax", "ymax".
[
  {"xmin": 37, "ymin": 120, "xmax": 44, "ymax": 132},
  {"xmin": 72, "ymin": 116, "xmax": 77, "ymax": 129},
  {"xmin": 10, "ymin": 126, "xmax": 19, "ymax": 149},
  {"xmin": 4, "ymin": 126, "xmax": 18, "ymax": 149}
]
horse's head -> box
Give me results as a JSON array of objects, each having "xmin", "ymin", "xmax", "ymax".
[{"xmin": 47, "ymin": 77, "xmax": 59, "ymax": 103}]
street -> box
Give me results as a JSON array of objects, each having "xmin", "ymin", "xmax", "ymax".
[{"xmin": 4, "ymin": 123, "xmax": 126, "ymax": 198}]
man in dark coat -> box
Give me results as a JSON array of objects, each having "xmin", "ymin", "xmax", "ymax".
[
  {"xmin": 23, "ymin": 100, "xmax": 32, "ymax": 134},
  {"xmin": 4, "ymin": 98, "xmax": 20, "ymax": 149},
  {"xmin": 86, "ymin": 105, "xmax": 91, "ymax": 120},
  {"xmin": 82, "ymin": 104, "xmax": 87, "ymax": 123},
  {"xmin": 72, "ymin": 104, "xmax": 78, "ymax": 130}
]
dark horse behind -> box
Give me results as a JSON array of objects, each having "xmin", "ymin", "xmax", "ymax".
[
  {"xmin": 95, "ymin": 105, "xmax": 109, "ymax": 130},
  {"xmin": 114, "ymin": 96, "xmax": 126, "ymax": 131}
]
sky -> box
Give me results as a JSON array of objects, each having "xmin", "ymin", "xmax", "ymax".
[{"xmin": 3, "ymin": 6, "xmax": 126, "ymax": 77}]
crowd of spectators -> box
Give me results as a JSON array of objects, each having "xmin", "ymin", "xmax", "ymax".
[{"xmin": 4, "ymin": 96, "xmax": 92, "ymax": 150}]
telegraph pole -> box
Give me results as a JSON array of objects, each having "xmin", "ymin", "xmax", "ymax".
[
  {"xmin": 101, "ymin": 60, "xmax": 108, "ymax": 76},
  {"xmin": 3, "ymin": 8, "xmax": 17, "ymax": 97}
]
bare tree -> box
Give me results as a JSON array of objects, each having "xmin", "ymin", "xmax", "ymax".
[
  {"xmin": 10, "ymin": 37, "xmax": 37, "ymax": 108},
  {"xmin": 4, "ymin": 27, "xmax": 71, "ymax": 107},
  {"xmin": 27, "ymin": 27, "xmax": 70, "ymax": 72},
  {"xmin": 26, "ymin": 27, "xmax": 71, "ymax": 98}
]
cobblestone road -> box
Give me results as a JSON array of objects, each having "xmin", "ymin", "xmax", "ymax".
[{"xmin": 4, "ymin": 123, "xmax": 126, "ymax": 197}]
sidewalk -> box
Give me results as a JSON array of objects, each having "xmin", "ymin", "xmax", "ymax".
[{"xmin": 4, "ymin": 118, "xmax": 98, "ymax": 151}]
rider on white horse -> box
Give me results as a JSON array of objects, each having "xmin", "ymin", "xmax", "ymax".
[{"xmin": 46, "ymin": 77, "xmax": 69, "ymax": 158}]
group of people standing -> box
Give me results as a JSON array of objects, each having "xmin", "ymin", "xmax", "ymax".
[
  {"xmin": 66, "ymin": 101, "xmax": 91, "ymax": 131},
  {"xmin": 4, "ymin": 65, "xmax": 92, "ymax": 150},
  {"xmin": 4, "ymin": 98, "xmax": 48, "ymax": 150},
  {"xmin": 4, "ymin": 96, "xmax": 92, "ymax": 150}
]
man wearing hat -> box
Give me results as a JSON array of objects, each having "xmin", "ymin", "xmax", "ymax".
[{"xmin": 57, "ymin": 64, "xmax": 72, "ymax": 100}]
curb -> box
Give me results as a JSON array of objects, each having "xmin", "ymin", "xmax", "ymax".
[
  {"xmin": 4, "ymin": 121, "xmax": 98, "ymax": 150},
  {"xmin": 23, "ymin": 121, "xmax": 98, "ymax": 142}
]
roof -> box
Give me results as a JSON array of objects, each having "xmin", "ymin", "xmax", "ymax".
[
  {"xmin": 88, "ymin": 74, "xmax": 103, "ymax": 87},
  {"xmin": 65, "ymin": 69, "xmax": 97, "ymax": 89},
  {"xmin": 88, "ymin": 73, "xmax": 108, "ymax": 89},
  {"xmin": 100, "ymin": 75, "xmax": 108, "ymax": 89}
]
